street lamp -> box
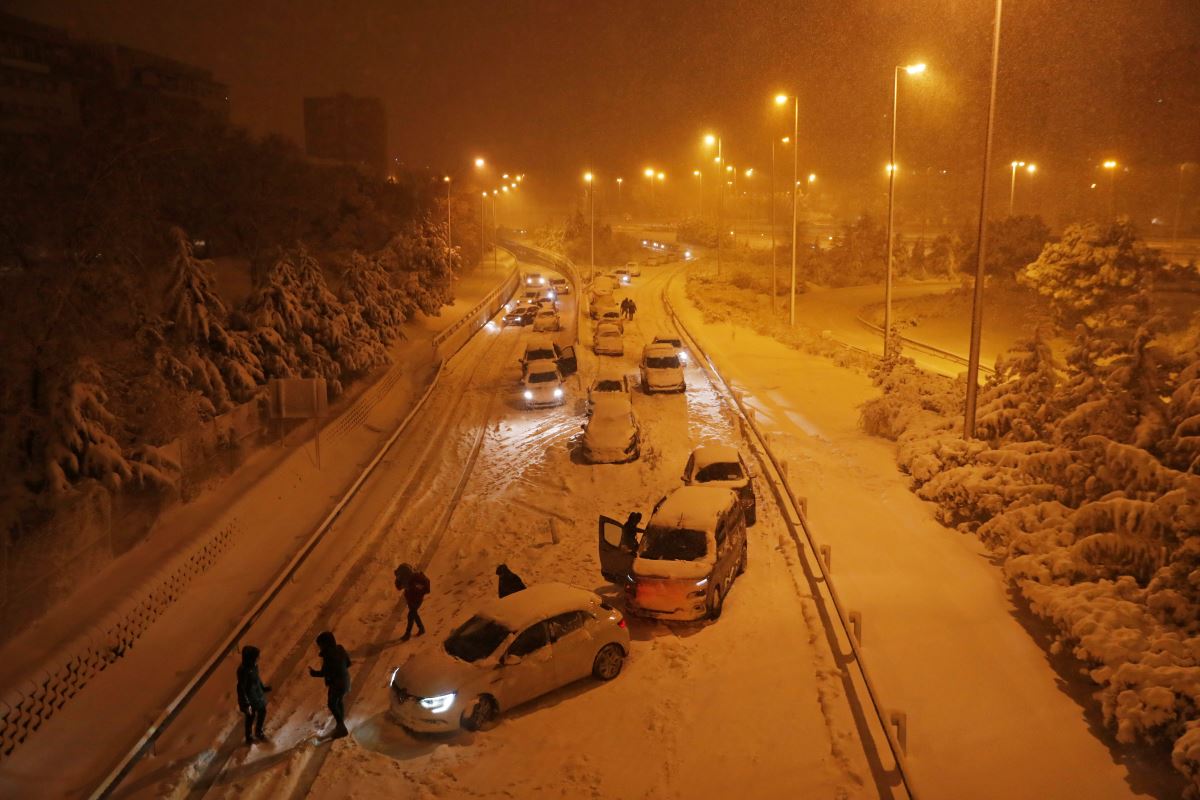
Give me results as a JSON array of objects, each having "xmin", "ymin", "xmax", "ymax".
[
  {"xmin": 616, "ymin": 176, "xmax": 623, "ymax": 209},
  {"xmin": 443, "ymin": 176, "xmax": 452, "ymax": 268},
  {"xmin": 474, "ymin": 157, "xmax": 485, "ymax": 169},
  {"xmin": 770, "ymin": 136, "xmax": 791, "ymax": 313},
  {"xmin": 884, "ymin": 63, "xmax": 926, "ymax": 356},
  {"xmin": 480, "ymin": 190, "xmax": 488, "ymax": 269},
  {"xmin": 584, "ymin": 171, "xmax": 595, "ymax": 281},
  {"xmin": 704, "ymin": 134, "xmax": 724, "ymax": 275},
  {"xmin": 1102, "ymin": 159, "xmax": 1118, "ymax": 218},
  {"xmin": 775, "ymin": 93, "xmax": 800, "ymax": 325},
  {"xmin": 1008, "ymin": 161, "xmax": 1025, "ymax": 216},
  {"xmin": 692, "ymin": 169, "xmax": 703, "ymax": 217}
]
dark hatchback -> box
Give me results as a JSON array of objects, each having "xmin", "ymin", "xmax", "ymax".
[{"xmin": 503, "ymin": 305, "xmax": 537, "ymax": 326}]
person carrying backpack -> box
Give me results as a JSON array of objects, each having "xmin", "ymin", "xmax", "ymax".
[
  {"xmin": 402, "ymin": 570, "xmax": 431, "ymax": 641},
  {"xmin": 495, "ymin": 564, "xmax": 527, "ymax": 598}
]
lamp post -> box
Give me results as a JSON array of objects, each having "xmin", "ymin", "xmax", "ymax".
[
  {"xmin": 1024, "ymin": 163, "xmax": 1036, "ymax": 214},
  {"xmin": 490, "ymin": 191, "xmax": 498, "ymax": 271},
  {"xmin": 443, "ymin": 176, "xmax": 452, "ymax": 268},
  {"xmin": 584, "ymin": 172, "xmax": 595, "ymax": 282},
  {"xmin": 964, "ymin": 0, "xmax": 1002, "ymax": 440},
  {"xmin": 705, "ymin": 134, "xmax": 724, "ymax": 276},
  {"xmin": 616, "ymin": 177, "xmax": 623, "ymax": 213},
  {"xmin": 1173, "ymin": 163, "xmax": 1195, "ymax": 260},
  {"xmin": 643, "ymin": 167, "xmax": 656, "ymax": 215},
  {"xmin": 775, "ymin": 94, "xmax": 800, "ymax": 326},
  {"xmin": 884, "ymin": 63, "xmax": 926, "ymax": 356},
  {"xmin": 480, "ymin": 191, "xmax": 488, "ymax": 269},
  {"xmin": 770, "ymin": 139, "xmax": 780, "ymax": 313},
  {"xmin": 1008, "ymin": 161, "xmax": 1025, "ymax": 216},
  {"xmin": 693, "ymin": 169, "xmax": 703, "ymax": 217},
  {"xmin": 1102, "ymin": 160, "xmax": 1118, "ymax": 218}
]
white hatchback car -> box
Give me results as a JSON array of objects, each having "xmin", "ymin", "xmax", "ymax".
[
  {"xmin": 594, "ymin": 322, "xmax": 624, "ymax": 356},
  {"xmin": 389, "ymin": 583, "xmax": 630, "ymax": 733},
  {"xmin": 532, "ymin": 309, "xmax": 561, "ymax": 332},
  {"xmin": 523, "ymin": 359, "xmax": 564, "ymax": 408},
  {"xmin": 582, "ymin": 394, "xmax": 641, "ymax": 463},
  {"xmin": 640, "ymin": 343, "xmax": 686, "ymax": 393}
]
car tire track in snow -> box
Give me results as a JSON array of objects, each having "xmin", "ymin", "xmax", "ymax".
[{"xmin": 106, "ymin": 270, "xmax": 537, "ymax": 800}]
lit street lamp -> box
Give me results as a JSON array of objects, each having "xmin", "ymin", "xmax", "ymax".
[
  {"xmin": 692, "ymin": 169, "xmax": 702, "ymax": 217},
  {"xmin": 884, "ymin": 62, "xmax": 926, "ymax": 356},
  {"xmin": 643, "ymin": 167, "xmax": 656, "ymax": 212},
  {"xmin": 474, "ymin": 157, "xmax": 485, "ymax": 169},
  {"xmin": 616, "ymin": 176, "xmax": 623, "ymax": 211},
  {"xmin": 1102, "ymin": 159, "xmax": 1118, "ymax": 218},
  {"xmin": 704, "ymin": 134, "xmax": 724, "ymax": 276},
  {"xmin": 1008, "ymin": 160, "xmax": 1025, "ymax": 216},
  {"xmin": 584, "ymin": 171, "xmax": 595, "ymax": 281},
  {"xmin": 443, "ymin": 175, "xmax": 452, "ymax": 268},
  {"xmin": 770, "ymin": 136, "xmax": 790, "ymax": 314},
  {"xmin": 775, "ymin": 93, "xmax": 800, "ymax": 325},
  {"xmin": 480, "ymin": 190, "xmax": 488, "ymax": 269}
]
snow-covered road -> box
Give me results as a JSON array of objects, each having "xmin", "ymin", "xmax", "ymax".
[{"xmin": 102, "ymin": 260, "xmax": 896, "ymax": 799}]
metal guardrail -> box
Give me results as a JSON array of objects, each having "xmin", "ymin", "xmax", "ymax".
[
  {"xmin": 663, "ymin": 273, "xmax": 919, "ymax": 800},
  {"xmin": 855, "ymin": 314, "xmax": 995, "ymax": 377},
  {"xmin": 432, "ymin": 249, "xmax": 519, "ymax": 356}
]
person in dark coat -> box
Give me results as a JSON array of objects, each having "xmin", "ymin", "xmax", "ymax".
[
  {"xmin": 401, "ymin": 571, "xmax": 431, "ymax": 641},
  {"xmin": 620, "ymin": 511, "xmax": 643, "ymax": 551},
  {"xmin": 308, "ymin": 630, "xmax": 352, "ymax": 739},
  {"xmin": 495, "ymin": 564, "xmax": 527, "ymax": 598},
  {"xmin": 236, "ymin": 645, "xmax": 271, "ymax": 745},
  {"xmin": 624, "ymin": 298, "xmax": 638, "ymax": 320}
]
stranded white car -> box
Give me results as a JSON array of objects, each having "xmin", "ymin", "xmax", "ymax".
[
  {"xmin": 524, "ymin": 272, "xmax": 546, "ymax": 286},
  {"xmin": 522, "ymin": 359, "xmax": 565, "ymax": 408},
  {"xmin": 639, "ymin": 343, "xmax": 686, "ymax": 393},
  {"xmin": 389, "ymin": 583, "xmax": 630, "ymax": 733},
  {"xmin": 651, "ymin": 335, "xmax": 689, "ymax": 364},
  {"xmin": 593, "ymin": 322, "xmax": 624, "ymax": 356},
  {"xmin": 549, "ymin": 276, "xmax": 571, "ymax": 295},
  {"xmin": 582, "ymin": 394, "xmax": 640, "ymax": 463},
  {"xmin": 682, "ymin": 445, "xmax": 757, "ymax": 525},
  {"xmin": 532, "ymin": 309, "xmax": 561, "ymax": 332},
  {"xmin": 598, "ymin": 485, "xmax": 748, "ymax": 621},
  {"xmin": 624, "ymin": 260, "xmax": 642, "ymax": 277},
  {"xmin": 588, "ymin": 371, "xmax": 632, "ymax": 407}
]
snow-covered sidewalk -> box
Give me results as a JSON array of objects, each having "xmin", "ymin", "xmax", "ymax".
[
  {"xmin": 667, "ymin": 274, "xmax": 1182, "ymax": 799},
  {"xmin": 0, "ymin": 257, "xmax": 518, "ymax": 797}
]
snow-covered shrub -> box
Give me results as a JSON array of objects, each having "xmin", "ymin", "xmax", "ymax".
[{"xmin": 42, "ymin": 359, "xmax": 132, "ymax": 494}]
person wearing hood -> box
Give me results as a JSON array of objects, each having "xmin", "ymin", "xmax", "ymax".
[
  {"xmin": 236, "ymin": 645, "xmax": 271, "ymax": 745},
  {"xmin": 308, "ymin": 630, "xmax": 352, "ymax": 739},
  {"xmin": 496, "ymin": 564, "xmax": 527, "ymax": 598}
]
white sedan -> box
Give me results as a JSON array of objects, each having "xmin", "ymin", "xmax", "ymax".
[
  {"xmin": 640, "ymin": 342, "xmax": 686, "ymax": 393},
  {"xmin": 582, "ymin": 394, "xmax": 640, "ymax": 463},
  {"xmin": 523, "ymin": 359, "xmax": 565, "ymax": 408},
  {"xmin": 532, "ymin": 309, "xmax": 561, "ymax": 332},
  {"xmin": 594, "ymin": 322, "xmax": 624, "ymax": 356},
  {"xmin": 389, "ymin": 583, "xmax": 630, "ymax": 733}
]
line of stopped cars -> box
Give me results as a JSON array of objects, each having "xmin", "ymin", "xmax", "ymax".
[{"xmin": 386, "ymin": 265, "xmax": 759, "ymax": 737}]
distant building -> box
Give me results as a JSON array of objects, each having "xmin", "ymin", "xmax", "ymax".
[
  {"xmin": 303, "ymin": 93, "xmax": 387, "ymax": 178},
  {"xmin": 0, "ymin": 13, "xmax": 80, "ymax": 136},
  {"xmin": 0, "ymin": 11, "xmax": 228, "ymax": 139}
]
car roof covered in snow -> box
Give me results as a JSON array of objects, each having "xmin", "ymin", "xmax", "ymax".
[
  {"xmin": 649, "ymin": 485, "xmax": 738, "ymax": 533},
  {"xmin": 643, "ymin": 342, "xmax": 677, "ymax": 357},
  {"xmin": 524, "ymin": 358, "xmax": 559, "ymax": 374},
  {"xmin": 479, "ymin": 583, "xmax": 600, "ymax": 631},
  {"xmin": 692, "ymin": 444, "xmax": 741, "ymax": 468},
  {"xmin": 596, "ymin": 322, "xmax": 622, "ymax": 335},
  {"xmin": 590, "ymin": 393, "xmax": 633, "ymax": 417},
  {"xmin": 536, "ymin": 308, "xmax": 556, "ymax": 315}
]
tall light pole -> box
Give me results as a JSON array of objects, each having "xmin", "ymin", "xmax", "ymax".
[
  {"xmin": 1172, "ymin": 163, "xmax": 1194, "ymax": 261},
  {"xmin": 884, "ymin": 63, "xmax": 926, "ymax": 356},
  {"xmin": 480, "ymin": 191, "xmax": 488, "ymax": 269},
  {"xmin": 490, "ymin": 191, "xmax": 498, "ymax": 271},
  {"xmin": 775, "ymin": 94, "xmax": 800, "ymax": 326},
  {"xmin": 1103, "ymin": 160, "xmax": 1118, "ymax": 218},
  {"xmin": 771, "ymin": 139, "xmax": 780, "ymax": 313},
  {"xmin": 1008, "ymin": 161, "xmax": 1025, "ymax": 216},
  {"xmin": 643, "ymin": 167, "xmax": 656, "ymax": 215},
  {"xmin": 1024, "ymin": 163, "xmax": 1037, "ymax": 214},
  {"xmin": 964, "ymin": 0, "xmax": 1002, "ymax": 440},
  {"xmin": 443, "ymin": 176, "xmax": 452, "ymax": 268},
  {"xmin": 584, "ymin": 172, "xmax": 595, "ymax": 282},
  {"xmin": 693, "ymin": 169, "xmax": 703, "ymax": 217},
  {"xmin": 705, "ymin": 134, "xmax": 724, "ymax": 276},
  {"xmin": 616, "ymin": 177, "xmax": 623, "ymax": 214}
]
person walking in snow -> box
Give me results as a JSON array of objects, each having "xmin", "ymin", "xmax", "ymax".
[
  {"xmin": 495, "ymin": 564, "xmax": 527, "ymax": 598},
  {"xmin": 308, "ymin": 630, "xmax": 352, "ymax": 739},
  {"xmin": 624, "ymin": 298, "xmax": 638, "ymax": 321},
  {"xmin": 401, "ymin": 570, "xmax": 431, "ymax": 641},
  {"xmin": 236, "ymin": 645, "xmax": 271, "ymax": 745}
]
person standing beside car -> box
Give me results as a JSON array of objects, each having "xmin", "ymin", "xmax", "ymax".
[
  {"xmin": 236, "ymin": 645, "xmax": 271, "ymax": 745},
  {"xmin": 308, "ymin": 630, "xmax": 352, "ymax": 739}
]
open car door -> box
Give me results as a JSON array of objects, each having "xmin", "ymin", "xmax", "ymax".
[
  {"xmin": 557, "ymin": 345, "xmax": 578, "ymax": 377},
  {"xmin": 597, "ymin": 514, "xmax": 635, "ymax": 583}
]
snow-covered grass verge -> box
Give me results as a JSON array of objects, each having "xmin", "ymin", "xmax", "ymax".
[
  {"xmin": 685, "ymin": 270, "xmax": 877, "ymax": 373},
  {"xmin": 859, "ymin": 313, "xmax": 1200, "ymax": 794}
]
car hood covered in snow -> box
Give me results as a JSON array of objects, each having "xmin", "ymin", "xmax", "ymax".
[{"xmin": 396, "ymin": 646, "xmax": 488, "ymax": 698}]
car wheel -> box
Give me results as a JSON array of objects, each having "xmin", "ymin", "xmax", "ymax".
[
  {"xmin": 708, "ymin": 585, "xmax": 724, "ymax": 620},
  {"xmin": 738, "ymin": 540, "xmax": 748, "ymax": 574},
  {"xmin": 460, "ymin": 694, "xmax": 498, "ymax": 732},
  {"xmin": 592, "ymin": 643, "xmax": 625, "ymax": 680},
  {"xmin": 746, "ymin": 504, "xmax": 757, "ymax": 526}
]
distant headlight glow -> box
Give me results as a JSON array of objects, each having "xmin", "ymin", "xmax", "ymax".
[
  {"xmin": 419, "ymin": 693, "xmax": 456, "ymax": 714},
  {"xmin": 679, "ymin": 352, "xmax": 689, "ymax": 363},
  {"xmin": 553, "ymin": 388, "xmax": 563, "ymax": 398},
  {"xmin": 524, "ymin": 390, "xmax": 533, "ymax": 400}
]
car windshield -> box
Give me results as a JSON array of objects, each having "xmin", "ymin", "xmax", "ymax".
[
  {"xmin": 639, "ymin": 527, "xmax": 707, "ymax": 561},
  {"xmin": 444, "ymin": 616, "xmax": 511, "ymax": 662},
  {"xmin": 593, "ymin": 379, "xmax": 624, "ymax": 392},
  {"xmin": 656, "ymin": 338, "xmax": 682, "ymax": 348},
  {"xmin": 529, "ymin": 370, "xmax": 558, "ymax": 383},
  {"xmin": 527, "ymin": 348, "xmax": 554, "ymax": 360},
  {"xmin": 646, "ymin": 355, "xmax": 679, "ymax": 369},
  {"xmin": 695, "ymin": 461, "xmax": 743, "ymax": 482}
]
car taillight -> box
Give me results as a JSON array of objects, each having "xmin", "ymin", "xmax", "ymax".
[{"xmin": 617, "ymin": 618, "xmax": 627, "ymax": 629}]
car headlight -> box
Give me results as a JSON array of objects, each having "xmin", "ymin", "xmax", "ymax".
[
  {"xmin": 389, "ymin": 667, "xmax": 400, "ymax": 686},
  {"xmin": 553, "ymin": 388, "xmax": 563, "ymax": 398},
  {"xmin": 679, "ymin": 352, "xmax": 689, "ymax": 363},
  {"xmin": 548, "ymin": 291, "xmax": 556, "ymax": 299},
  {"xmin": 419, "ymin": 693, "xmax": 456, "ymax": 714},
  {"xmin": 524, "ymin": 390, "xmax": 533, "ymax": 400}
]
